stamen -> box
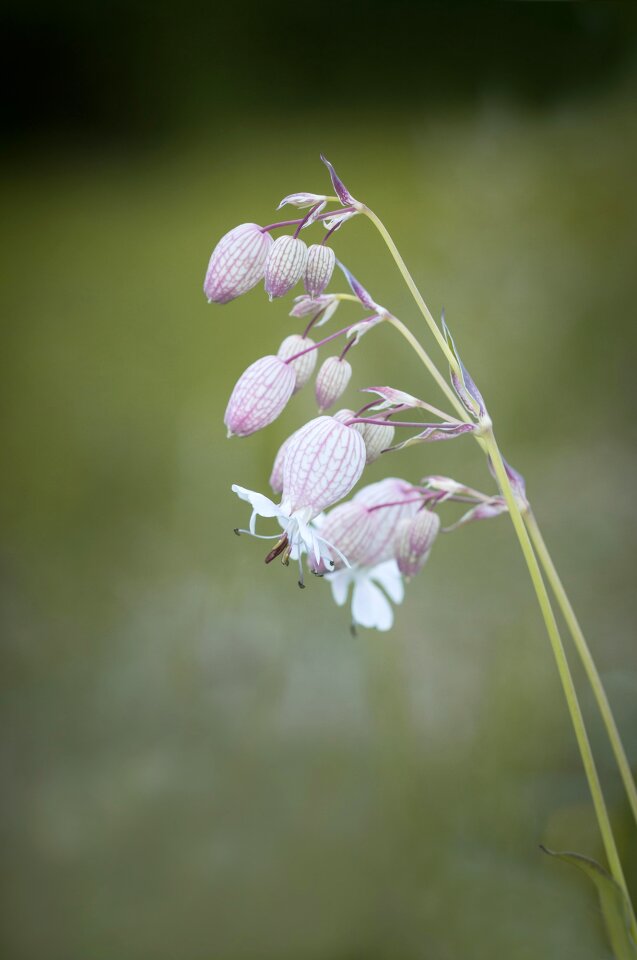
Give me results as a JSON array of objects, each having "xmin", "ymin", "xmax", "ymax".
[
  {"xmin": 350, "ymin": 623, "xmax": 358, "ymax": 637},
  {"xmin": 264, "ymin": 535, "xmax": 289, "ymax": 564},
  {"xmin": 235, "ymin": 528, "xmax": 281, "ymax": 540}
]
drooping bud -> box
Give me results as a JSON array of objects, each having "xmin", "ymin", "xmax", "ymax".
[
  {"xmin": 304, "ymin": 245, "xmax": 336, "ymax": 297},
  {"xmin": 353, "ymin": 478, "xmax": 422, "ymax": 566},
  {"xmin": 394, "ymin": 509, "xmax": 441, "ymax": 578},
  {"xmin": 332, "ymin": 408, "xmax": 363, "ymax": 432},
  {"xmin": 224, "ymin": 355, "xmax": 296, "ymax": 437},
  {"xmin": 277, "ymin": 334, "xmax": 317, "ymax": 393},
  {"xmin": 204, "ymin": 223, "xmax": 272, "ymax": 304},
  {"xmin": 315, "ymin": 356, "xmax": 352, "ymax": 411},
  {"xmin": 310, "ymin": 501, "xmax": 373, "ymax": 574},
  {"xmin": 282, "ymin": 416, "xmax": 366, "ymax": 517},
  {"xmin": 357, "ymin": 420, "xmax": 396, "ymax": 463},
  {"xmin": 264, "ymin": 236, "xmax": 308, "ymax": 300}
]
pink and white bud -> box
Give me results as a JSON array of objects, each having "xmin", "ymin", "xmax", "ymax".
[
  {"xmin": 264, "ymin": 236, "xmax": 308, "ymax": 300},
  {"xmin": 357, "ymin": 420, "xmax": 396, "ymax": 463},
  {"xmin": 311, "ymin": 501, "xmax": 373, "ymax": 574},
  {"xmin": 269, "ymin": 434, "xmax": 292, "ymax": 495},
  {"xmin": 394, "ymin": 509, "xmax": 441, "ymax": 578},
  {"xmin": 315, "ymin": 356, "xmax": 352, "ymax": 412},
  {"xmin": 277, "ymin": 334, "xmax": 317, "ymax": 393},
  {"xmin": 332, "ymin": 408, "xmax": 363, "ymax": 432},
  {"xmin": 353, "ymin": 478, "xmax": 422, "ymax": 566},
  {"xmin": 204, "ymin": 223, "xmax": 272, "ymax": 304},
  {"xmin": 282, "ymin": 416, "xmax": 366, "ymax": 517},
  {"xmin": 290, "ymin": 294, "xmax": 340, "ymax": 327},
  {"xmin": 304, "ymin": 244, "xmax": 336, "ymax": 297},
  {"xmin": 224, "ymin": 355, "xmax": 296, "ymax": 437}
]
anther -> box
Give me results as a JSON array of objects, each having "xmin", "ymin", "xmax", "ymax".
[
  {"xmin": 234, "ymin": 528, "xmax": 241, "ymax": 536},
  {"xmin": 350, "ymin": 623, "xmax": 358, "ymax": 637},
  {"xmin": 264, "ymin": 535, "xmax": 289, "ymax": 564},
  {"xmin": 298, "ymin": 580, "xmax": 306, "ymax": 589}
]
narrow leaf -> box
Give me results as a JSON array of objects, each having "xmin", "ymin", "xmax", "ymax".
[{"xmin": 541, "ymin": 846, "xmax": 637, "ymax": 960}]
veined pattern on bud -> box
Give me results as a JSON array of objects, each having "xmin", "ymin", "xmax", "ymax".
[
  {"xmin": 264, "ymin": 236, "xmax": 308, "ymax": 300},
  {"xmin": 315, "ymin": 356, "xmax": 352, "ymax": 411},
  {"xmin": 332, "ymin": 408, "xmax": 364, "ymax": 434},
  {"xmin": 204, "ymin": 223, "xmax": 272, "ymax": 304},
  {"xmin": 357, "ymin": 419, "xmax": 395, "ymax": 463},
  {"xmin": 311, "ymin": 501, "xmax": 373, "ymax": 574},
  {"xmin": 224, "ymin": 355, "xmax": 295, "ymax": 437},
  {"xmin": 277, "ymin": 334, "xmax": 317, "ymax": 393},
  {"xmin": 394, "ymin": 509, "xmax": 441, "ymax": 578},
  {"xmin": 282, "ymin": 416, "xmax": 365, "ymax": 517},
  {"xmin": 353, "ymin": 478, "xmax": 422, "ymax": 566},
  {"xmin": 232, "ymin": 417, "xmax": 366, "ymax": 586},
  {"xmin": 304, "ymin": 245, "xmax": 336, "ymax": 298}
]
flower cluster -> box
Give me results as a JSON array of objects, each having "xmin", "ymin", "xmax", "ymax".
[{"xmin": 204, "ymin": 157, "xmax": 508, "ymax": 630}]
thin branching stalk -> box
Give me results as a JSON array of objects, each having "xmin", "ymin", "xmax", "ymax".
[
  {"xmin": 524, "ymin": 509, "xmax": 637, "ymax": 827},
  {"xmin": 363, "ymin": 206, "xmax": 637, "ymax": 931}
]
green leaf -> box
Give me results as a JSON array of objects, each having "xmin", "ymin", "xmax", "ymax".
[{"xmin": 541, "ymin": 846, "xmax": 637, "ymax": 960}]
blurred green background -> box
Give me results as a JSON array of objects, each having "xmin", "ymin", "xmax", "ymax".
[{"xmin": 2, "ymin": 2, "xmax": 637, "ymax": 958}]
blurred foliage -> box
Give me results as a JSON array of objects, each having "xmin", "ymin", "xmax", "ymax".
[{"xmin": 1, "ymin": 4, "xmax": 637, "ymax": 959}]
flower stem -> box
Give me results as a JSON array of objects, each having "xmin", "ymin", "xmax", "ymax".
[
  {"xmin": 524, "ymin": 509, "xmax": 637, "ymax": 827},
  {"xmin": 361, "ymin": 205, "xmax": 460, "ymax": 375},
  {"xmin": 384, "ymin": 314, "xmax": 469, "ymax": 422},
  {"xmin": 484, "ymin": 432, "xmax": 636, "ymax": 933},
  {"xmin": 363, "ymin": 203, "xmax": 636, "ymax": 930}
]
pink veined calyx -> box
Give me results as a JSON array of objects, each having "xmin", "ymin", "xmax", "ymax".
[
  {"xmin": 232, "ymin": 416, "xmax": 366, "ymax": 587},
  {"xmin": 205, "ymin": 155, "xmax": 515, "ymax": 630}
]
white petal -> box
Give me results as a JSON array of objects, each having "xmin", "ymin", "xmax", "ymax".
[
  {"xmin": 232, "ymin": 485, "xmax": 282, "ymax": 532},
  {"xmin": 327, "ymin": 569, "xmax": 353, "ymax": 607},
  {"xmin": 351, "ymin": 578, "xmax": 394, "ymax": 631},
  {"xmin": 369, "ymin": 560, "xmax": 404, "ymax": 604}
]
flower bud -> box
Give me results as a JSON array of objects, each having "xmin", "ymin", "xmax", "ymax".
[
  {"xmin": 394, "ymin": 509, "xmax": 441, "ymax": 578},
  {"xmin": 315, "ymin": 356, "xmax": 352, "ymax": 412},
  {"xmin": 264, "ymin": 236, "xmax": 308, "ymax": 300},
  {"xmin": 304, "ymin": 244, "xmax": 336, "ymax": 297},
  {"xmin": 282, "ymin": 416, "xmax": 366, "ymax": 517},
  {"xmin": 310, "ymin": 501, "xmax": 372, "ymax": 574},
  {"xmin": 277, "ymin": 335, "xmax": 317, "ymax": 393},
  {"xmin": 332, "ymin": 408, "xmax": 362, "ymax": 430},
  {"xmin": 204, "ymin": 223, "xmax": 272, "ymax": 304},
  {"xmin": 354, "ymin": 478, "xmax": 422, "ymax": 566},
  {"xmin": 357, "ymin": 420, "xmax": 395, "ymax": 463},
  {"xmin": 224, "ymin": 355, "xmax": 296, "ymax": 437}
]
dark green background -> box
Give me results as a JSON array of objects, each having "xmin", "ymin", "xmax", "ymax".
[{"xmin": 1, "ymin": 3, "xmax": 636, "ymax": 958}]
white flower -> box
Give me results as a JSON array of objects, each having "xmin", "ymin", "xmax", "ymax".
[
  {"xmin": 232, "ymin": 416, "xmax": 366, "ymax": 587},
  {"xmin": 232, "ymin": 484, "xmax": 349, "ymax": 586},
  {"xmin": 326, "ymin": 559, "xmax": 404, "ymax": 632}
]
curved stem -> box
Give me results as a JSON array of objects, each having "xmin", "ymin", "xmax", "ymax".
[
  {"xmin": 484, "ymin": 433, "xmax": 636, "ymax": 933},
  {"xmin": 524, "ymin": 509, "xmax": 637, "ymax": 827},
  {"xmin": 362, "ymin": 206, "xmax": 460, "ymax": 374},
  {"xmin": 384, "ymin": 315, "xmax": 469, "ymax": 422},
  {"xmin": 365, "ymin": 202, "xmax": 636, "ymax": 922}
]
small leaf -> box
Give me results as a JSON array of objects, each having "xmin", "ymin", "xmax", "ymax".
[{"xmin": 540, "ymin": 846, "xmax": 637, "ymax": 960}]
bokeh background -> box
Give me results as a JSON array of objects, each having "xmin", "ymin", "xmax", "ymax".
[{"xmin": 2, "ymin": 2, "xmax": 637, "ymax": 958}]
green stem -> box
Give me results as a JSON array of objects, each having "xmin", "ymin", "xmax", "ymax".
[
  {"xmin": 384, "ymin": 315, "xmax": 470, "ymax": 423},
  {"xmin": 362, "ymin": 204, "xmax": 636, "ymax": 931},
  {"xmin": 362, "ymin": 205, "xmax": 460, "ymax": 374},
  {"xmin": 484, "ymin": 433, "xmax": 636, "ymax": 935},
  {"xmin": 525, "ymin": 509, "xmax": 637, "ymax": 827}
]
